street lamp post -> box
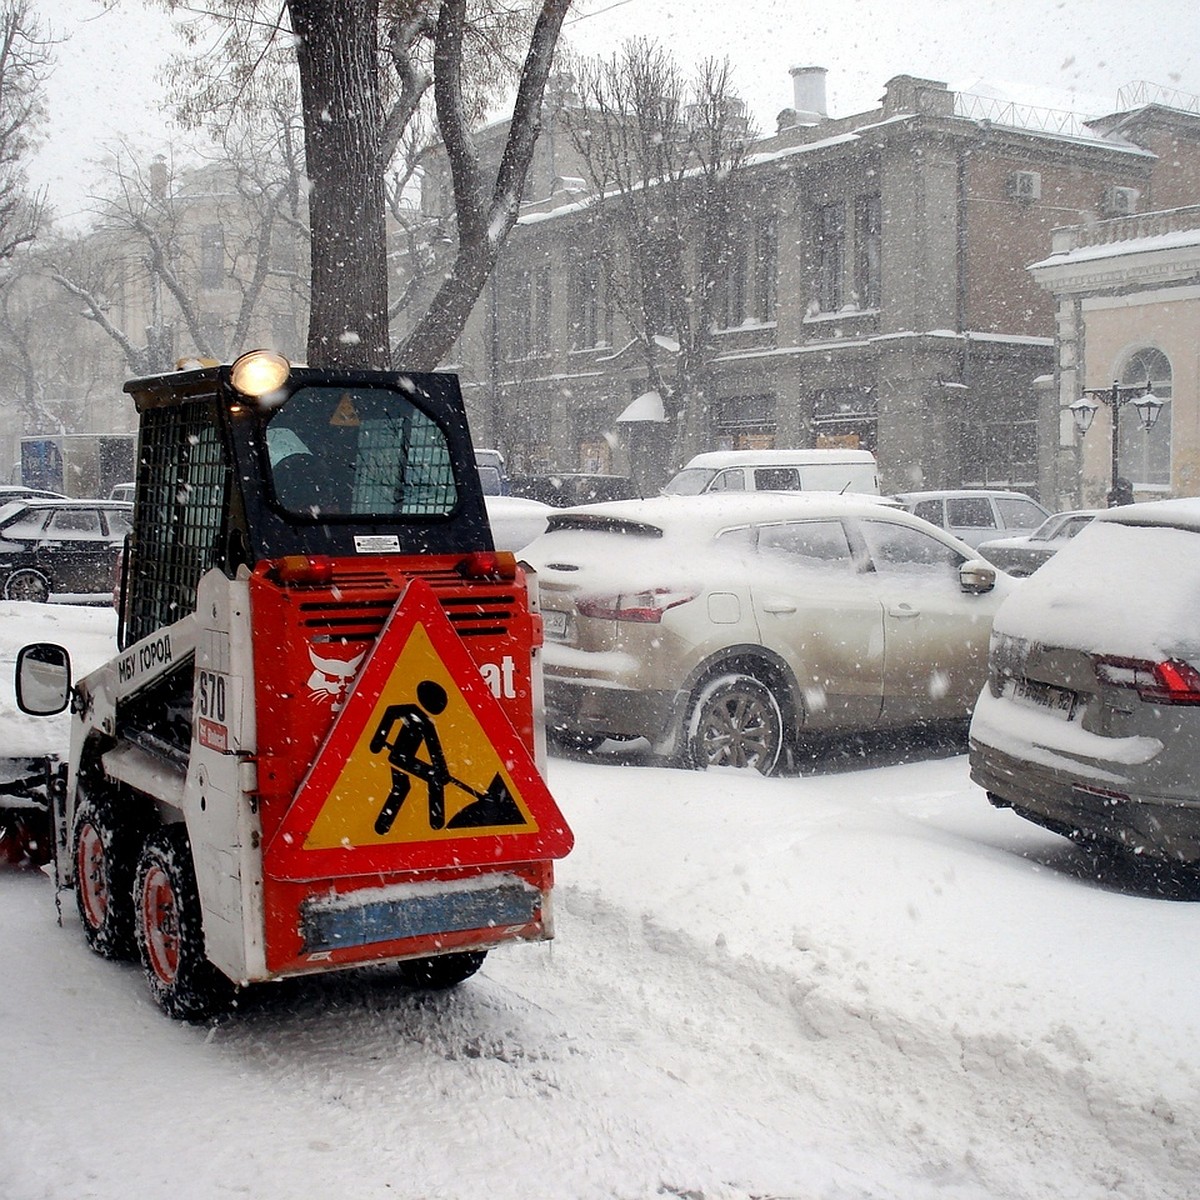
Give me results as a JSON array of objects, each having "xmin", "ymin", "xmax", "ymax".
[{"xmin": 1068, "ymin": 378, "xmax": 1165, "ymax": 507}]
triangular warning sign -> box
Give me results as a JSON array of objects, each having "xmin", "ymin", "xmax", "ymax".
[
  {"xmin": 265, "ymin": 578, "xmax": 573, "ymax": 881},
  {"xmin": 330, "ymin": 392, "xmax": 361, "ymax": 426}
]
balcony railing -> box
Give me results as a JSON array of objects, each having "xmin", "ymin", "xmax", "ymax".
[{"xmin": 1050, "ymin": 204, "xmax": 1200, "ymax": 254}]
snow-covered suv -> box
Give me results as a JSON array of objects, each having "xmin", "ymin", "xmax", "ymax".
[{"xmin": 969, "ymin": 499, "xmax": 1200, "ymax": 864}]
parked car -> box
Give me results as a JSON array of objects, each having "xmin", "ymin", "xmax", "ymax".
[
  {"xmin": 0, "ymin": 499, "xmax": 133, "ymax": 603},
  {"xmin": 523, "ymin": 492, "xmax": 1012, "ymax": 774},
  {"xmin": 0, "ymin": 484, "xmax": 69, "ymax": 502},
  {"xmin": 484, "ymin": 494, "xmax": 553, "ymax": 552},
  {"xmin": 663, "ymin": 449, "xmax": 880, "ymax": 497},
  {"xmin": 976, "ymin": 509, "xmax": 1099, "ymax": 576},
  {"xmin": 969, "ymin": 499, "xmax": 1200, "ymax": 865},
  {"xmin": 893, "ymin": 489, "xmax": 1051, "ymax": 548},
  {"xmin": 509, "ymin": 473, "xmax": 640, "ymax": 507},
  {"xmin": 108, "ymin": 481, "xmax": 136, "ymax": 503},
  {"xmin": 475, "ymin": 449, "xmax": 507, "ymax": 496}
]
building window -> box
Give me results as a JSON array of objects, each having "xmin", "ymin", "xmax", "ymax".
[
  {"xmin": 506, "ymin": 264, "xmax": 552, "ymax": 360},
  {"xmin": 567, "ymin": 253, "xmax": 608, "ymax": 350},
  {"xmin": 854, "ymin": 195, "xmax": 882, "ymax": 310},
  {"xmin": 754, "ymin": 212, "xmax": 778, "ymax": 324},
  {"xmin": 815, "ymin": 202, "xmax": 845, "ymax": 312},
  {"xmin": 961, "ymin": 392, "xmax": 1038, "ymax": 490},
  {"xmin": 715, "ymin": 212, "xmax": 777, "ymax": 330},
  {"xmin": 200, "ymin": 225, "xmax": 225, "ymax": 289},
  {"xmin": 1120, "ymin": 347, "xmax": 1172, "ymax": 488},
  {"xmin": 813, "ymin": 388, "xmax": 878, "ymax": 452},
  {"xmin": 715, "ymin": 393, "xmax": 777, "ymax": 449}
]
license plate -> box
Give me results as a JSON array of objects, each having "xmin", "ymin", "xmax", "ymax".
[
  {"xmin": 1006, "ymin": 676, "xmax": 1077, "ymax": 720},
  {"xmin": 542, "ymin": 609, "xmax": 568, "ymax": 641}
]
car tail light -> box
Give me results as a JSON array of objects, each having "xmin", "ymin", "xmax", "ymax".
[
  {"xmin": 1094, "ymin": 655, "xmax": 1200, "ymax": 705},
  {"xmin": 576, "ymin": 587, "xmax": 697, "ymax": 623}
]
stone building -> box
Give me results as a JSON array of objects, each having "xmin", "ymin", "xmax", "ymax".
[
  {"xmin": 1030, "ymin": 203, "xmax": 1200, "ymax": 508},
  {"xmin": 440, "ymin": 72, "xmax": 1200, "ymax": 498}
]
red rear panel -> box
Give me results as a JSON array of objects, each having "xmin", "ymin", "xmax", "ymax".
[{"xmin": 247, "ymin": 556, "xmax": 571, "ymax": 976}]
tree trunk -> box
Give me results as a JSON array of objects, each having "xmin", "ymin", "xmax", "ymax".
[{"xmin": 288, "ymin": 0, "xmax": 390, "ymax": 369}]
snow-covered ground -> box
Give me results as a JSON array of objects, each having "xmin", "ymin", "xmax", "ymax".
[{"xmin": 3, "ymin": 602, "xmax": 1199, "ymax": 1199}]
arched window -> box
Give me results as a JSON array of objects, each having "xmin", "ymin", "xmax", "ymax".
[{"xmin": 1120, "ymin": 347, "xmax": 1172, "ymax": 489}]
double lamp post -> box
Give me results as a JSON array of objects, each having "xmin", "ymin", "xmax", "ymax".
[{"xmin": 1068, "ymin": 379, "xmax": 1166, "ymax": 507}]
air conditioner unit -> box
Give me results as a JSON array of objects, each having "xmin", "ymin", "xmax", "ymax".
[
  {"xmin": 1103, "ymin": 185, "xmax": 1139, "ymax": 216},
  {"xmin": 1007, "ymin": 170, "xmax": 1041, "ymax": 202}
]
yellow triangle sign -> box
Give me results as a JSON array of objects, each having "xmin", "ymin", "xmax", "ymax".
[{"xmin": 265, "ymin": 577, "xmax": 573, "ymax": 881}]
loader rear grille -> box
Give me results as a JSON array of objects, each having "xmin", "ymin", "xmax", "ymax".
[{"xmin": 295, "ymin": 584, "xmax": 518, "ymax": 639}]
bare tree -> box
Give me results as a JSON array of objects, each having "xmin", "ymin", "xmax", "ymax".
[
  {"xmin": 159, "ymin": 0, "xmax": 573, "ymax": 370},
  {"xmin": 48, "ymin": 128, "xmax": 308, "ymax": 374},
  {"xmin": 563, "ymin": 42, "xmax": 756, "ymax": 467},
  {"xmin": 0, "ymin": 1, "xmax": 49, "ymax": 262}
]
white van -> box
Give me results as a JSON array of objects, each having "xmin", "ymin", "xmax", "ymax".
[{"xmin": 662, "ymin": 449, "xmax": 879, "ymax": 497}]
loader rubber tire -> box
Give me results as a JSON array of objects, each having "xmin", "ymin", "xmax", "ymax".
[
  {"xmin": 392, "ymin": 951, "xmax": 487, "ymax": 990},
  {"xmin": 73, "ymin": 787, "xmax": 146, "ymax": 960},
  {"xmin": 135, "ymin": 825, "xmax": 236, "ymax": 1022}
]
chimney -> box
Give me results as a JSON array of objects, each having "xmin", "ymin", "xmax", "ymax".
[
  {"xmin": 790, "ymin": 66, "xmax": 828, "ymax": 124},
  {"xmin": 150, "ymin": 154, "xmax": 168, "ymax": 200}
]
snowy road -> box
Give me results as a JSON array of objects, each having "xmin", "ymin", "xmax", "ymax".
[{"xmin": 5, "ymin": 740, "xmax": 1200, "ymax": 1199}]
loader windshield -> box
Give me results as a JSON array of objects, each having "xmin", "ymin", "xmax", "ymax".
[{"xmin": 265, "ymin": 385, "xmax": 458, "ymax": 519}]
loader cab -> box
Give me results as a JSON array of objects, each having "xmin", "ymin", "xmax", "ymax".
[{"xmin": 119, "ymin": 352, "xmax": 494, "ymax": 649}]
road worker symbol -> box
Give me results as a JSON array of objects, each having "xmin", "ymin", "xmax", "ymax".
[{"xmin": 367, "ymin": 679, "xmax": 528, "ymax": 835}]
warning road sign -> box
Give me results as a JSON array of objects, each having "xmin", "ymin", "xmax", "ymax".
[{"xmin": 265, "ymin": 578, "xmax": 573, "ymax": 880}]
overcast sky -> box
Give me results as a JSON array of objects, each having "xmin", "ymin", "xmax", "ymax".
[{"xmin": 30, "ymin": 0, "xmax": 1200, "ymax": 226}]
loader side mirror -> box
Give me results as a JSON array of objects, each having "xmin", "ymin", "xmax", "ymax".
[{"xmin": 15, "ymin": 643, "xmax": 72, "ymax": 716}]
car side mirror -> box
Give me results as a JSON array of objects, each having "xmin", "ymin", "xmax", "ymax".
[
  {"xmin": 15, "ymin": 643, "xmax": 72, "ymax": 715},
  {"xmin": 959, "ymin": 559, "xmax": 997, "ymax": 595}
]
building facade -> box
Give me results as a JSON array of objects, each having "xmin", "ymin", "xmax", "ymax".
[
  {"xmin": 1030, "ymin": 203, "xmax": 1200, "ymax": 508},
  {"xmin": 441, "ymin": 73, "xmax": 1200, "ymax": 498}
]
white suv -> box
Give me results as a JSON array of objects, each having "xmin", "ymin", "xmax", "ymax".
[{"xmin": 894, "ymin": 490, "xmax": 1050, "ymax": 548}]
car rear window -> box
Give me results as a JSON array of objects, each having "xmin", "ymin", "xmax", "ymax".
[{"xmin": 2, "ymin": 509, "xmax": 51, "ymax": 538}]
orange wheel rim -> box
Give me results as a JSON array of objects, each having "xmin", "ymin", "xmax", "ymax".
[
  {"xmin": 142, "ymin": 865, "xmax": 181, "ymax": 984},
  {"xmin": 76, "ymin": 823, "xmax": 108, "ymax": 929}
]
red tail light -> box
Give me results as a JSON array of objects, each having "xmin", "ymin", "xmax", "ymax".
[
  {"xmin": 457, "ymin": 550, "xmax": 518, "ymax": 580},
  {"xmin": 1094, "ymin": 656, "xmax": 1200, "ymax": 705},
  {"xmin": 268, "ymin": 555, "xmax": 336, "ymax": 585},
  {"xmin": 576, "ymin": 587, "xmax": 698, "ymax": 623}
]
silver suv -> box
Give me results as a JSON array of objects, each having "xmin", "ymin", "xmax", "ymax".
[
  {"xmin": 894, "ymin": 490, "xmax": 1050, "ymax": 548},
  {"xmin": 969, "ymin": 499, "xmax": 1200, "ymax": 864}
]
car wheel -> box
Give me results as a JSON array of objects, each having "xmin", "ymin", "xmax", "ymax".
[
  {"xmin": 135, "ymin": 824, "xmax": 236, "ymax": 1022},
  {"xmin": 687, "ymin": 672, "xmax": 785, "ymax": 775},
  {"xmin": 4, "ymin": 568, "xmax": 50, "ymax": 603},
  {"xmin": 73, "ymin": 786, "xmax": 147, "ymax": 961}
]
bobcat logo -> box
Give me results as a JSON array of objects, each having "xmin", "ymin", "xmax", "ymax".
[{"xmin": 306, "ymin": 646, "xmax": 365, "ymax": 710}]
